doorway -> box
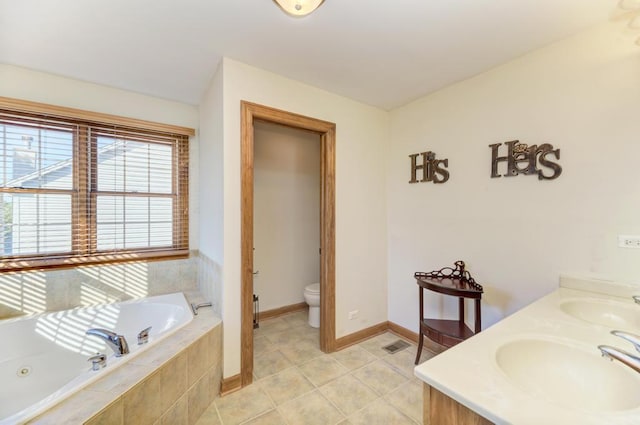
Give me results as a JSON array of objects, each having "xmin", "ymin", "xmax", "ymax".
[{"xmin": 240, "ymin": 101, "xmax": 336, "ymax": 387}]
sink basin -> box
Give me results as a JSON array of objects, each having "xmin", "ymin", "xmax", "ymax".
[
  {"xmin": 560, "ymin": 299, "xmax": 640, "ymax": 329},
  {"xmin": 496, "ymin": 338, "xmax": 640, "ymax": 411}
]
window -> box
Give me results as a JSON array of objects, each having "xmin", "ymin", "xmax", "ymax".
[{"xmin": 0, "ymin": 99, "xmax": 191, "ymax": 271}]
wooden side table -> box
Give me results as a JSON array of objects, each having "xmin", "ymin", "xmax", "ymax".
[{"xmin": 414, "ymin": 261, "xmax": 483, "ymax": 365}]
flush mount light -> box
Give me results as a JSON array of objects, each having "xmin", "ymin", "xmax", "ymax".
[{"xmin": 273, "ymin": 0, "xmax": 325, "ymax": 17}]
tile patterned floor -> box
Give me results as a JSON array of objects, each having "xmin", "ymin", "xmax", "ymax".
[{"xmin": 195, "ymin": 311, "xmax": 436, "ymax": 425}]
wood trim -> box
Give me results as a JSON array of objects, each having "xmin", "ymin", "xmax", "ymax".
[
  {"xmin": 0, "ymin": 96, "xmax": 195, "ymax": 136},
  {"xmin": 240, "ymin": 101, "xmax": 337, "ymax": 389},
  {"xmin": 0, "ymin": 250, "xmax": 189, "ymax": 273},
  {"xmin": 335, "ymin": 322, "xmax": 389, "ymax": 351},
  {"xmin": 259, "ymin": 302, "xmax": 307, "ymax": 321},
  {"xmin": 427, "ymin": 385, "xmax": 494, "ymax": 425},
  {"xmin": 220, "ymin": 374, "xmax": 243, "ymax": 396},
  {"xmin": 387, "ymin": 321, "xmax": 419, "ymax": 344}
]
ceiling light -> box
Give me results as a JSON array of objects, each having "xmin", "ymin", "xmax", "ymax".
[{"xmin": 273, "ymin": 0, "xmax": 325, "ymax": 17}]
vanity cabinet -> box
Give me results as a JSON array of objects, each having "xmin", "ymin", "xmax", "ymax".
[{"xmin": 423, "ymin": 384, "xmax": 493, "ymax": 425}]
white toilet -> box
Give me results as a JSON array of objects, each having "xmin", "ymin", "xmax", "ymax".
[{"xmin": 303, "ymin": 283, "xmax": 320, "ymax": 328}]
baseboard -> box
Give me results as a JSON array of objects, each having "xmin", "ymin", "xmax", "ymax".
[
  {"xmin": 220, "ymin": 374, "xmax": 242, "ymax": 396},
  {"xmin": 335, "ymin": 322, "xmax": 389, "ymax": 350},
  {"xmin": 259, "ymin": 302, "xmax": 307, "ymax": 321},
  {"xmin": 387, "ymin": 321, "xmax": 419, "ymax": 343}
]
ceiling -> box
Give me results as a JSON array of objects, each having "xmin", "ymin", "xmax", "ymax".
[{"xmin": 0, "ymin": 1, "xmax": 619, "ymax": 110}]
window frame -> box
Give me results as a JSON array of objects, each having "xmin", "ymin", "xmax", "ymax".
[{"xmin": 0, "ymin": 97, "xmax": 193, "ymax": 272}]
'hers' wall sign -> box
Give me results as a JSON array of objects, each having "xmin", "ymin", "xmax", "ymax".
[
  {"xmin": 489, "ymin": 140, "xmax": 562, "ymax": 181},
  {"xmin": 408, "ymin": 151, "xmax": 449, "ymax": 184}
]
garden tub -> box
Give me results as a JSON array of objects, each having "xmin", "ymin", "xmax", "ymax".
[{"xmin": 0, "ymin": 292, "xmax": 193, "ymax": 424}]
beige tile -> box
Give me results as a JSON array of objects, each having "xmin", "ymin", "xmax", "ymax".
[
  {"xmin": 385, "ymin": 380, "xmax": 423, "ymax": 423},
  {"xmin": 382, "ymin": 350, "xmax": 419, "ymax": 379},
  {"xmin": 254, "ymin": 318, "xmax": 290, "ymax": 336},
  {"xmin": 161, "ymin": 350, "xmax": 188, "ymax": 411},
  {"xmin": 123, "ymin": 371, "xmax": 162, "ymax": 425},
  {"xmin": 279, "ymin": 339, "xmax": 324, "ymax": 365},
  {"xmin": 358, "ymin": 333, "xmax": 404, "ymax": 358},
  {"xmin": 282, "ymin": 310, "xmax": 309, "ymax": 328},
  {"xmin": 214, "ymin": 383, "xmax": 273, "ymax": 425},
  {"xmin": 254, "ymin": 336, "xmax": 277, "ymax": 355},
  {"xmin": 188, "ymin": 334, "xmax": 212, "ymax": 387},
  {"xmin": 348, "ymin": 398, "xmax": 415, "ymax": 425},
  {"xmin": 242, "ymin": 409, "xmax": 287, "ymax": 425},
  {"xmin": 208, "ymin": 363, "xmax": 223, "ymax": 398},
  {"xmin": 193, "ymin": 402, "xmax": 221, "ymax": 425},
  {"xmin": 85, "ymin": 398, "xmax": 123, "ymax": 425},
  {"xmin": 28, "ymin": 390, "xmax": 112, "ymax": 424},
  {"xmin": 279, "ymin": 390, "xmax": 344, "ymax": 425},
  {"xmin": 352, "ymin": 360, "xmax": 408, "ymax": 396},
  {"xmin": 188, "ymin": 369, "xmax": 213, "ymax": 425},
  {"xmin": 91, "ymin": 362, "xmax": 155, "ymax": 394},
  {"xmin": 160, "ymin": 394, "xmax": 188, "ymax": 425},
  {"xmin": 298, "ymin": 356, "xmax": 348, "ymax": 387},
  {"xmin": 205, "ymin": 328, "xmax": 217, "ymax": 367},
  {"xmin": 210, "ymin": 325, "xmax": 223, "ymax": 361},
  {"xmin": 258, "ymin": 367, "xmax": 315, "ymax": 405},
  {"xmin": 264, "ymin": 329, "xmax": 299, "ymax": 346},
  {"xmin": 254, "ymin": 350, "xmax": 293, "ymax": 380},
  {"xmin": 319, "ymin": 374, "xmax": 378, "ymax": 416},
  {"xmin": 331, "ymin": 345, "xmax": 378, "ymax": 370}
]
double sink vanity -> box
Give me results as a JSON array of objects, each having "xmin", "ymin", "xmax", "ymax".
[{"xmin": 414, "ymin": 275, "xmax": 640, "ymax": 424}]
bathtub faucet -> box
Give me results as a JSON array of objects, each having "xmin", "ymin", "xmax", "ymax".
[{"xmin": 86, "ymin": 328, "xmax": 130, "ymax": 357}]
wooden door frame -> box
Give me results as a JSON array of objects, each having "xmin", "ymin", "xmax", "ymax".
[{"xmin": 241, "ymin": 101, "xmax": 336, "ymax": 387}]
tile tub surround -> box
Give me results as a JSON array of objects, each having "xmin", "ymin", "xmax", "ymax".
[
  {"xmin": 414, "ymin": 277, "xmax": 640, "ymax": 425},
  {"xmin": 0, "ymin": 254, "xmax": 199, "ymax": 320},
  {"xmin": 27, "ymin": 291, "xmax": 222, "ymax": 425},
  {"xmin": 194, "ymin": 310, "xmax": 434, "ymax": 425}
]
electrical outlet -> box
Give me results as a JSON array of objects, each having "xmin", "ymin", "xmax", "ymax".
[
  {"xmin": 618, "ymin": 235, "xmax": 640, "ymax": 249},
  {"xmin": 348, "ymin": 310, "xmax": 359, "ymax": 320}
]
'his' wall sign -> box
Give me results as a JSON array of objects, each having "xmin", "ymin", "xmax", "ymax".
[
  {"xmin": 409, "ymin": 151, "xmax": 449, "ymax": 184},
  {"xmin": 489, "ymin": 140, "xmax": 562, "ymax": 180}
]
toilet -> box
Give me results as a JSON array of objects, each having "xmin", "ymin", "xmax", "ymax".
[{"xmin": 303, "ymin": 283, "xmax": 320, "ymax": 328}]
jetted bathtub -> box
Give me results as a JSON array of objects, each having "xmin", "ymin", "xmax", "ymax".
[{"xmin": 0, "ymin": 292, "xmax": 193, "ymax": 424}]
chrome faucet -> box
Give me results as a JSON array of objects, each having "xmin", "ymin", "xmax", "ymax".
[
  {"xmin": 633, "ymin": 295, "xmax": 640, "ymax": 305},
  {"xmin": 86, "ymin": 328, "xmax": 130, "ymax": 357},
  {"xmin": 611, "ymin": 330, "xmax": 640, "ymax": 353},
  {"xmin": 598, "ymin": 345, "xmax": 640, "ymax": 373}
]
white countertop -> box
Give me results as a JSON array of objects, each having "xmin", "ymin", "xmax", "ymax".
[{"xmin": 414, "ymin": 276, "xmax": 640, "ymax": 425}]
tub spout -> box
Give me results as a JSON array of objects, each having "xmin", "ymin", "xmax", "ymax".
[
  {"xmin": 598, "ymin": 345, "xmax": 640, "ymax": 374},
  {"xmin": 191, "ymin": 302, "xmax": 212, "ymax": 316},
  {"xmin": 86, "ymin": 328, "xmax": 130, "ymax": 357}
]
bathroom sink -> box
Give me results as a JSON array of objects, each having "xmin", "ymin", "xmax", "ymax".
[
  {"xmin": 560, "ymin": 299, "xmax": 640, "ymax": 329},
  {"xmin": 496, "ymin": 338, "xmax": 640, "ymax": 411}
]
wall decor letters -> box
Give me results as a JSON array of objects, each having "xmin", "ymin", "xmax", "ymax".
[
  {"xmin": 409, "ymin": 151, "xmax": 449, "ymax": 184},
  {"xmin": 489, "ymin": 140, "xmax": 562, "ymax": 180}
]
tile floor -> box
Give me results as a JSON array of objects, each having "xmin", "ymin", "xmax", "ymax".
[{"xmin": 195, "ymin": 311, "xmax": 436, "ymax": 425}]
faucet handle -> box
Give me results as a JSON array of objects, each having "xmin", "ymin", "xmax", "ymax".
[
  {"xmin": 137, "ymin": 326, "xmax": 152, "ymax": 345},
  {"xmin": 633, "ymin": 295, "xmax": 640, "ymax": 305},
  {"xmin": 611, "ymin": 330, "xmax": 640, "ymax": 353},
  {"xmin": 88, "ymin": 353, "xmax": 107, "ymax": 371}
]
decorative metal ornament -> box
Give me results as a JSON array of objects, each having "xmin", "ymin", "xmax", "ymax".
[
  {"xmin": 409, "ymin": 151, "xmax": 450, "ymax": 184},
  {"xmin": 414, "ymin": 260, "xmax": 483, "ymax": 292},
  {"xmin": 489, "ymin": 140, "xmax": 562, "ymax": 180}
]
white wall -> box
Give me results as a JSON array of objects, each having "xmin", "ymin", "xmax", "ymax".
[
  {"xmin": 198, "ymin": 58, "xmax": 389, "ymax": 378},
  {"xmin": 387, "ymin": 22, "xmax": 640, "ymax": 333},
  {"xmin": 254, "ymin": 121, "xmax": 320, "ymax": 311},
  {"xmin": 198, "ymin": 63, "xmax": 224, "ymax": 313}
]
